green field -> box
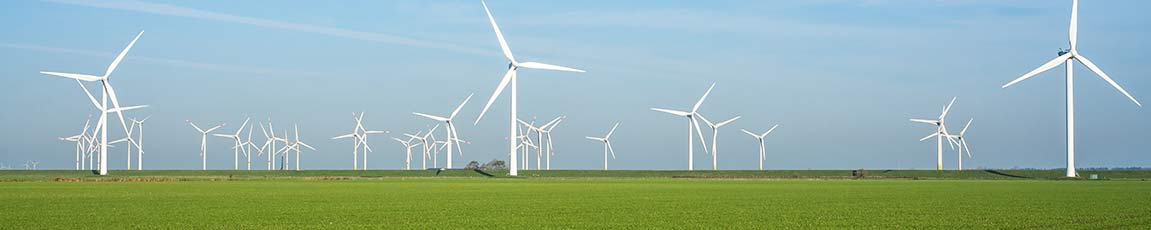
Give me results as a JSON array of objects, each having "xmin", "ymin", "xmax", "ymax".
[{"xmin": 1, "ymin": 170, "xmax": 1150, "ymax": 229}]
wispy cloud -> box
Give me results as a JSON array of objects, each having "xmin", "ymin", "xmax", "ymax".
[
  {"xmin": 41, "ymin": 0, "xmax": 491, "ymax": 56},
  {"xmin": 0, "ymin": 43, "xmax": 324, "ymax": 77}
]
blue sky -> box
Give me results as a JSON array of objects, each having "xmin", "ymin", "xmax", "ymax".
[{"xmin": 1, "ymin": 0, "xmax": 1148, "ymax": 170}]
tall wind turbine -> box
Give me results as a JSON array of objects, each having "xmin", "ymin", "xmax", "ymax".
[
  {"xmin": 258, "ymin": 122, "xmax": 284, "ymax": 170},
  {"xmin": 213, "ymin": 118, "xmax": 250, "ymax": 170},
  {"xmin": 414, "ymin": 93, "xmax": 472, "ymax": 169},
  {"xmin": 40, "ymin": 31, "xmax": 147, "ymax": 175},
  {"xmin": 586, "ymin": 122, "xmax": 620, "ymax": 170},
  {"xmin": 698, "ymin": 114, "xmax": 740, "ymax": 171},
  {"xmin": 62, "ymin": 117, "xmax": 92, "ymax": 170},
  {"xmin": 1002, "ymin": 0, "xmax": 1141, "ymax": 178},
  {"xmin": 910, "ymin": 97, "xmax": 958, "ymax": 171},
  {"xmin": 474, "ymin": 0, "xmax": 586, "ymax": 177},
  {"xmin": 947, "ymin": 119, "xmax": 974, "ymax": 170},
  {"xmin": 651, "ymin": 83, "xmax": 715, "ymax": 171},
  {"xmin": 741, "ymin": 125, "xmax": 780, "ymax": 170},
  {"xmin": 188, "ymin": 121, "xmax": 224, "ymax": 170}
]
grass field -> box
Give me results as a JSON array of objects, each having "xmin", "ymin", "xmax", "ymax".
[{"xmin": 1, "ymin": 170, "xmax": 1150, "ymax": 229}]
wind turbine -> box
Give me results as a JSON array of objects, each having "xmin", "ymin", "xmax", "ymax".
[
  {"xmin": 651, "ymin": 83, "xmax": 715, "ymax": 171},
  {"xmin": 392, "ymin": 135, "xmax": 422, "ymax": 170},
  {"xmin": 188, "ymin": 121, "xmax": 224, "ymax": 170},
  {"xmin": 278, "ymin": 124, "xmax": 315, "ymax": 171},
  {"xmin": 241, "ymin": 125, "xmax": 256, "ymax": 170},
  {"xmin": 517, "ymin": 119, "xmax": 545, "ymax": 170},
  {"xmin": 698, "ymin": 114, "xmax": 740, "ymax": 171},
  {"xmin": 414, "ymin": 93, "xmax": 472, "ymax": 169},
  {"xmin": 61, "ymin": 117, "xmax": 92, "ymax": 170},
  {"xmin": 741, "ymin": 125, "xmax": 779, "ymax": 170},
  {"xmin": 910, "ymin": 97, "xmax": 958, "ymax": 171},
  {"xmin": 474, "ymin": 0, "xmax": 586, "ymax": 177},
  {"xmin": 586, "ymin": 122, "xmax": 620, "ymax": 170},
  {"xmin": 130, "ymin": 116, "xmax": 150, "ymax": 170},
  {"xmin": 213, "ymin": 118, "xmax": 250, "ymax": 170},
  {"xmin": 40, "ymin": 31, "xmax": 147, "ymax": 175},
  {"xmin": 1001, "ymin": 0, "xmax": 1141, "ymax": 178},
  {"xmin": 259, "ymin": 121, "xmax": 288, "ymax": 170},
  {"xmin": 540, "ymin": 116, "xmax": 565, "ymax": 170},
  {"xmin": 946, "ymin": 119, "xmax": 975, "ymax": 170}
]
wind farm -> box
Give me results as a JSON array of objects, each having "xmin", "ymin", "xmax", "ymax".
[{"xmin": 2, "ymin": 0, "xmax": 1149, "ymax": 228}]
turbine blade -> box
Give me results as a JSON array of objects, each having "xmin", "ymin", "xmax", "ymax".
[
  {"xmin": 960, "ymin": 118, "xmax": 973, "ymax": 136},
  {"xmin": 692, "ymin": 83, "xmax": 717, "ymax": 112},
  {"xmin": 963, "ymin": 140, "xmax": 973, "ymax": 158},
  {"xmin": 716, "ymin": 116, "xmax": 741, "ymax": 127},
  {"xmin": 450, "ymin": 93, "xmax": 474, "ymax": 119},
  {"xmin": 607, "ymin": 142, "xmax": 617, "ymax": 159},
  {"xmin": 1003, "ymin": 53, "xmax": 1072, "ymax": 88},
  {"xmin": 741, "ymin": 129, "xmax": 757, "ymax": 138},
  {"xmin": 41, "ymin": 71, "xmax": 102, "ymax": 82},
  {"xmin": 475, "ymin": 68, "xmax": 515, "ymax": 125},
  {"xmin": 940, "ymin": 97, "xmax": 957, "ymax": 120},
  {"xmin": 764, "ymin": 124, "xmax": 780, "ymax": 137},
  {"xmin": 692, "ymin": 118, "xmax": 710, "ymax": 154},
  {"xmin": 1076, "ymin": 55, "xmax": 1142, "ymax": 106},
  {"xmin": 650, "ymin": 108, "xmax": 691, "ymax": 117},
  {"xmin": 696, "ymin": 114, "xmax": 715, "ymax": 128},
  {"xmin": 919, "ymin": 133, "xmax": 938, "ymax": 142},
  {"xmin": 105, "ymin": 30, "xmax": 144, "ymax": 77},
  {"xmin": 413, "ymin": 112, "xmax": 449, "ymax": 122},
  {"xmin": 480, "ymin": 0, "xmax": 516, "ymax": 63},
  {"xmin": 1069, "ymin": 0, "xmax": 1078, "ymax": 50},
  {"xmin": 516, "ymin": 62, "xmax": 585, "ymax": 73},
  {"xmin": 909, "ymin": 119, "xmax": 938, "ymax": 124},
  {"xmin": 606, "ymin": 122, "xmax": 620, "ymax": 139}
]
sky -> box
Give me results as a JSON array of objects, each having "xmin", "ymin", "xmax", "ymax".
[{"xmin": 1, "ymin": 0, "xmax": 1148, "ymax": 170}]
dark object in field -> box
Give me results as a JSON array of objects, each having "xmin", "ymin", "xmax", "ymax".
[{"xmin": 852, "ymin": 169, "xmax": 866, "ymax": 178}]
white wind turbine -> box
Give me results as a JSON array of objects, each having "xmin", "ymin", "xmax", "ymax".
[
  {"xmin": 539, "ymin": 116, "xmax": 565, "ymax": 170},
  {"xmin": 586, "ymin": 122, "xmax": 620, "ymax": 170},
  {"xmin": 259, "ymin": 121, "xmax": 287, "ymax": 170},
  {"xmin": 188, "ymin": 121, "xmax": 224, "ymax": 170},
  {"xmin": 741, "ymin": 125, "xmax": 779, "ymax": 171},
  {"xmin": 517, "ymin": 119, "xmax": 544, "ymax": 170},
  {"xmin": 651, "ymin": 83, "xmax": 715, "ymax": 171},
  {"xmin": 946, "ymin": 119, "xmax": 975, "ymax": 170},
  {"xmin": 213, "ymin": 118, "xmax": 250, "ymax": 170},
  {"xmin": 474, "ymin": 0, "xmax": 586, "ymax": 177},
  {"xmin": 240, "ymin": 125, "xmax": 256, "ymax": 170},
  {"xmin": 392, "ymin": 135, "xmax": 422, "ymax": 170},
  {"xmin": 698, "ymin": 114, "xmax": 740, "ymax": 171},
  {"xmin": 332, "ymin": 112, "xmax": 388, "ymax": 170},
  {"xmin": 414, "ymin": 93, "xmax": 472, "ymax": 169},
  {"xmin": 130, "ymin": 116, "xmax": 150, "ymax": 170},
  {"xmin": 278, "ymin": 125, "xmax": 315, "ymax": 171},
  {"xmin": 40, "ymin": 31, "xmax": 147, "ymax": 175},
  {"xmin": 910, "ymin": 97, "xmax": 958, "ymax": 171},
  {"xmin": 61, "ymin": 117, "xmax": 92, "ymax": 170},
  {"xmin": 1001, "ymin": 0, "xmax": 1141, "ymax": 178}
]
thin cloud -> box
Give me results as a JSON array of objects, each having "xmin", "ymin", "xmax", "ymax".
[
  {"xmin": 0, "ymin": 43, "xmax": 323, "ymax": 77},
  {"xmin": 41, "ymin": 0, "xmax": 491, "ymax": 56}
]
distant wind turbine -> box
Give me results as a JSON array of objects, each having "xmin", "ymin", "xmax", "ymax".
[
  {"xmin": 651, "ymin": 83, "xmax": 716, "ymax": 171},
  {"xmin": 586, "ymin": 122, "xmax": 620, "ymax": 170}
]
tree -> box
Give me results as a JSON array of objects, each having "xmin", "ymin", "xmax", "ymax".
[{"xmin": 465, "ymin": 161, "xmax": 480, "ymax": 170}]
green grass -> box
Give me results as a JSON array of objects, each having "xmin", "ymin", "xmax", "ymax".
[{"xmin": 1, "ymin": 178, "xmax": 1149, "ymax": 229}]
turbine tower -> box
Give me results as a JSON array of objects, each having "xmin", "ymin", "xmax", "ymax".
[
  {"xmin": 910, "ymin": 97, "xmax": 958, "ymax": 171},
  {"xmin": 474, "ymin": 0, "xmax": 586, "ymax": 176},
  {"xmin": 946, "ymin": 119, "xmax": 974, "ymax": 170},
  {"xmin": 741, "ymin": 125, "xmax": 779, "ymax": 170},
  {"xmin": 698, "ymin": 114, "xmax": 740, "ymax": 171},
  {"xmin": 651, "ymin": 83, "xmax": 715, "ymax": 171},
  {"xmin": 414, "ymin": 93, "xmax": 472, "ymax": 169},
  {"xmin": 213, "ymin": 118, "xmax": 250, "ymax": 170},
  {"xmin": 586, "ymin": 123, "xmax": 620, "ymax": 170},
  {"xmin": 188, "ymin": 121, "xmax": 224, "ymax": 171},
  {"xmin": 1002, "ymin": 0, "xmax": 1141, "ymax": 177}
]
